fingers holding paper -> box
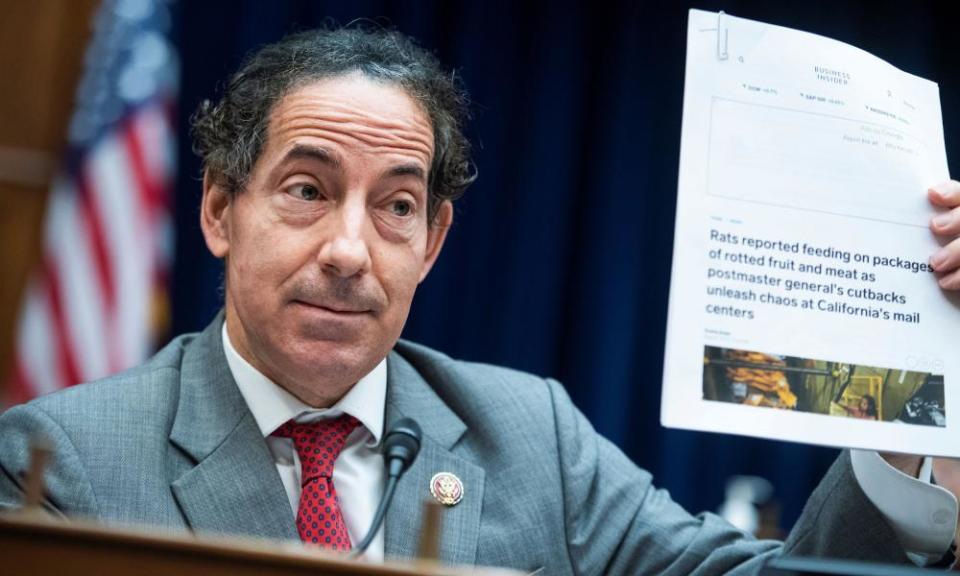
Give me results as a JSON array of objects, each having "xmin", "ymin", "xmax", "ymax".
[{"xmin": 929, "ymin": 180, "xmax": 960, "ymax": 290}]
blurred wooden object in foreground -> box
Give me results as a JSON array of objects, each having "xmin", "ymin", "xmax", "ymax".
[
  {"xmin": 0, "ymin": 514, "xmax": 522, "ymax": 576},
  {"xmin": 0, "ymin": 0, "xmax": 99, "ymax": 404}
]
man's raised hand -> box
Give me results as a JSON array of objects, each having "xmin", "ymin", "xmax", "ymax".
[{"xmin": 928, "ymin": 180, "xmax": 960, "ymax": 289}]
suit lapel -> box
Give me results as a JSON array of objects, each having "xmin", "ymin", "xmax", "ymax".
[
  {"xmin": 383, "ymin": 349, "xmax": 485, "ymax": 565},
  {"xmin": 165, "ymin": 321, "xmax": 485, "ymax": 553},
  {"xmin": 169, "ymin": 315, "xmax": 297, "ymax": 540}
]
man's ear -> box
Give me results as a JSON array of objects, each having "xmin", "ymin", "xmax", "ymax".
[
  {"xmin": 200, "ymin": 171, "xmax": 232, "ymax": 259},
  {"xmin": 419, "ymin": 200, "xmax": 453, "ymax": 283}
]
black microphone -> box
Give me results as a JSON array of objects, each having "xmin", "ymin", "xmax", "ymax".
[{"xmin": 349, "ymin": 417, "xmax": 422, "ymax": 557}]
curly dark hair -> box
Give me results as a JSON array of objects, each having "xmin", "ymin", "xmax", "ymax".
[{"xmin": 190, "ymin": 26, "xmax": 476, "ymax": 221}]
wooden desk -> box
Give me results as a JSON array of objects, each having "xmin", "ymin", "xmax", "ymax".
[{"xmin": 0, "ymin": 514, "xmax": 521, "ymax": 576}]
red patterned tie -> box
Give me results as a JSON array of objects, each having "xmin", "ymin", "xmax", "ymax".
[{"xmin": 273, "ymin": 415, "xmax": 360, "ymax": 551}]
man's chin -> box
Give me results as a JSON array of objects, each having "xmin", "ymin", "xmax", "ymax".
[{"xmin": 280, "ymin": 339, "xmax": 381, "ymax": 384}]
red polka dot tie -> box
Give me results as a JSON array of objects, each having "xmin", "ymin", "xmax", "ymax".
[{"xmin": 273, "ymin": 415, "xmax": 360, "ymax": 551}]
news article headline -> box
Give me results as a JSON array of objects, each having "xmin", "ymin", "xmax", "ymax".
[{"xmin": 705, "ymin": 228, "xmax": 930, "ymax": 322}]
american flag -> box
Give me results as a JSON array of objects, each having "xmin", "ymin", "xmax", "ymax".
[{"xmin": 7, "ymin": 0, "xmax": 178, "ymax": 403}]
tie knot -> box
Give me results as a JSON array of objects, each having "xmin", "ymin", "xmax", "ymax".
[{"xmin": 273, "ymin": 414, "xmax": 361, "ymax": 482}]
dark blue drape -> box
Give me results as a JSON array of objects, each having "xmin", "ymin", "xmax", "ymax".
[{"xmin": 170, "ymin": 0, "xmax": 959, "ymax": 530}]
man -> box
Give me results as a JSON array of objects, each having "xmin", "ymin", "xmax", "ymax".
[{"xmin": 3, "ymin": 26, "xmax": 960, "ymax": 574}]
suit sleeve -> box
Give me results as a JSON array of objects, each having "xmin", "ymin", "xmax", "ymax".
[
  {"xmin": 783, "ymin": 450, "xmax": 910, "ymax": 563},
  {"xmin": 0, "ymin": 403, "xmax": 98, "ymax": 518},
  {"xmin": 545, "ymin": 378, "xmax": 780, "ymax": 575}
]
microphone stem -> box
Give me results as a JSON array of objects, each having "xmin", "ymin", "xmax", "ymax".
[{"xmin": 349, "ymin": 473, "xmax": 399, "ymax": 557}]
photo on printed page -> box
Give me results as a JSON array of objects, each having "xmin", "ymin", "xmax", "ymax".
[{"xmin": 701, "ymin": 346, "xmax": 946, "ymax": 427}]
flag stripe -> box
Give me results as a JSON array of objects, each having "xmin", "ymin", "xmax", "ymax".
[
  {"xmin": 8, "ymin": 358, "xmax": 32, "ymax": 406},
  {"xmin": 125, "ymin": 113, "xmax": 162, "ymax": 216},
  {"xmin": 16, "ymin": 286, "xmax": 60, "ymax": 397},
  {"xmin": 49, "ymin": 184, "xmax": 111, "ymax": 380},
  {"xmin": 77, "ymin": 168, "xmax": 117, "ymax": 311},
  {"xmin": 42, "ymin": 258, "xmax": 84, "ymax": 388},
  {"xmin": 88, "ymin": 139, "xmax": 153, "ymax": 368}
]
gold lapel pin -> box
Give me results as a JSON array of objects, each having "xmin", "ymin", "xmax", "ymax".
[{"xmin": 429, "ymin": 472, "xmax": 464, "ymax": 506}]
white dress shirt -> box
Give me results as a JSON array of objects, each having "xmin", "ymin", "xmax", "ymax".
[{"xmin": 222, "ymin": 325, "xmax": 386, "ymax": 560}]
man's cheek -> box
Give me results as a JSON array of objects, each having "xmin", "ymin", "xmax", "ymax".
[
  {"xmin": 380, "ymin": 267, "xmax": 419, "ymax": 305},
  {"xmin": 248, "ymin": 238, "xmax": 297, "ymax": 280}
]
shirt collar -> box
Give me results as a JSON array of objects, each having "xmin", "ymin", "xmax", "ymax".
[{"xmin": 221, "ymin": 323, "xmax": 386, "ymax": 446}]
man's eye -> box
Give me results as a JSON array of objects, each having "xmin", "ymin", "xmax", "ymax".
[
  {"xmin": 390, "ymin": 200, "xmax": 413, "ymax": 217},
  {"xmin": 288, "ymin": 184, "xmax": 321, "ymax": 201}
]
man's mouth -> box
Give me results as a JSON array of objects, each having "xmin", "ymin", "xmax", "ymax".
[{"xmin": 292, "ymin": 299, "xmax": 372, "ymax": 315}]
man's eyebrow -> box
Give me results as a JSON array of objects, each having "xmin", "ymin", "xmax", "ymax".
[
  {"xmin": 385, "ymin": 163, "xmax": 427, "ymax": 182},
  {"xmin": 282, "ymin": 144, "xmax": 342, "ymax": 169}
]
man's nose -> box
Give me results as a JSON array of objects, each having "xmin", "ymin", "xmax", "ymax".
[{"xmin": 317, "ymin": 201, "xmax": 372, "ymax": 278}]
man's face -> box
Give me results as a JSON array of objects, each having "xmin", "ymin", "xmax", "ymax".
[{"xmin": 201, "ymin": 74, "xmax": 451, "ymax": 407}]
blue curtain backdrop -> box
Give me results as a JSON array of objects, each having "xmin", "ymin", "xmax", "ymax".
[{"xmin": 170, "ymin": 1, "xmax": 959, "ymax": 530}]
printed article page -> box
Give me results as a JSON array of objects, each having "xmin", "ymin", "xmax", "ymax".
[{"xmin": 661, "ymin": 10, "xmax": 959, "ymax": 455}]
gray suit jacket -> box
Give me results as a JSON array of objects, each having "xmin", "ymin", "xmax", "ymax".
[{"xmin": 0, "ymin": 317, "xmax": 908, "ymax": 574}]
